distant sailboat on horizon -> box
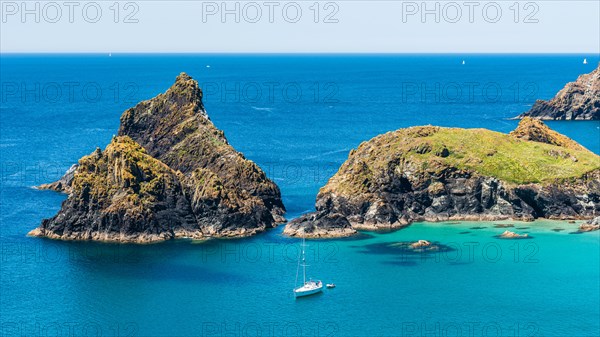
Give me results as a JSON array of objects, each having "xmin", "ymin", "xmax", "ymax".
[
  {"xmin": 293, "ymin": 237, "xmax": 323, "ymax": 298},
  {"xmin": 462, "ymin": 60, "xmax": 465, "ymax": 65},
  {"xmin": 583, "ymin": 58, "xmax": 587, "ymax": 64}
]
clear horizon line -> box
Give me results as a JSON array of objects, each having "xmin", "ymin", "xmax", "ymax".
[{"xmin": 2, "ymin": 51, "xmax": 599, "ymax": 55}]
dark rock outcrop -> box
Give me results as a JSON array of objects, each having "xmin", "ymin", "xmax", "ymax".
[
  {"xmin": 283, "ymin": 212, "xmax": 356, "ymax": 238},
  {"xmin": 519, "ymin": 64, "xmax": 600, "ymax": 120},
  {"xmin": 286, "ymin": 120, "xmax": 600, "ymax": 237},
  {"xmin": 37, "ymin": 164, "xmax": 78, "ymax": 194},
  {"xmin": 30, "ymin": 73, "xmax": 285, "ymax": 243}
]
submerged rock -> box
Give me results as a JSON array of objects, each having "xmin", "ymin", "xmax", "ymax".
[
  {"xmin": 578, "ymin": 216, "xmax": 600, "ymax": 232},
  {"xmin": 518, "ymin": 64, "xmax": 599, "ymax": 120},
  {"xmin": 498, "ymin": 230, "xmax": 530, "ymax": 239},
  {"xmin": 30, "ymin": 73, "xmax": 285, "ymax": 243},
  {"xmin": 409, "ymin": 240, "xmax": 431, "ymax": 249},
  {"xmin": 388, "ymin": 240, "xmax": 452, "ymax": 253},
  {"xmin": 286, "ymin": 119, "xmax": 600, "ymax": 238}
]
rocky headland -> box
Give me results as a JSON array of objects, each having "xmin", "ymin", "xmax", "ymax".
[
  {"xmin": 285, "ymin": 118, "xmax": 600, "ymax": 238},
  {"xmin": 518, "ymin": 64, "xmax": 599, "ymax": 120},
  {"xmin": 37, "ymin": 164, "xmax": 77, "ymax": 194},
  {"xmin": 30, "ymin": 73, "xmax": 285, "ymax": 243}
]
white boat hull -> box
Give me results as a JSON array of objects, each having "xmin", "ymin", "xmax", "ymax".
[{"xmin": 294, "ymin": 281, "xmax": 323, "ymax": 298}]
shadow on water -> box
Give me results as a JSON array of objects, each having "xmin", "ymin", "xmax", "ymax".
[
  {"xmin": 493, "ymin": 235, "xmax": 534, "ymax": 240},
  {"xmin": 286, "ymin": 231, "xmax": 375, "ymax": 243},
  {"xmin": 32, "ymin": 238, "xmax": 250, "ymax": 284},
  {"xmin": 358, "ymin": 241, "xmax": 456, "ymax": 256},
  {"xmin": 337, "ymin": 232, "xmax": 376, "ymax": 241},
  {"xmin": 77, "ymin": 256, "xmax": 250, "ymax": 284}
]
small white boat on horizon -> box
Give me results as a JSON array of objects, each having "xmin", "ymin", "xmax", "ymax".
[
  {"xmin": 583, "ymin": 58, "xmax": 588, "ymax": 64},
  {"xmin": 293, "ymin": 237, "xmax": 323, "ymax": 298}
]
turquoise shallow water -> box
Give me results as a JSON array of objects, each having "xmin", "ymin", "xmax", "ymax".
[
  {"xmin": 1, "ymin": 54, "xmax": 599, "ymax": 336},
  {"xmin": 1, "ymin": 221, "xmax": 598, "ymax": 336}
]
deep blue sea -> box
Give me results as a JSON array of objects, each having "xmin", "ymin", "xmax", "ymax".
[{"xmin": 1, "ymin": 54, "xmax": 599, "ymax": 337}]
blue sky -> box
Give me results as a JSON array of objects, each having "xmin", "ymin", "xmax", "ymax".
[{"xmin": 1, "ymin": 0, "xmax": 599, "ymax": 53}]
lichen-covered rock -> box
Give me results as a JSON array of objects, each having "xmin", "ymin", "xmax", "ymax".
[
  {"xmin": 31, "ymin": 73, "xmax": 285, "ymax": 243},
  {"xmin": 286, "ymin": 120, "xmax": 600, "ymax": 237},
  {"xmin": 509, "ymin": 117, "xmax": 585, "ymax": 150},
  {"xmin": 117, "ymin": 72, "xmax": 285, "ymax": 224},
  {"xmin": 519, "ymin": 64, "xmax": 600, "ymax": 120}
]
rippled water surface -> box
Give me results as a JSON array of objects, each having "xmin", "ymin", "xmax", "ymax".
[{"xmin": 1, "ymin": 54, "xmax": 599, "ymax": 336}]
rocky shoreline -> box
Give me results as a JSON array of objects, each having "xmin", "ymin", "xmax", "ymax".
[
  {"xmin": 285, "ymin": 119, "xmax": 600, "ymax": 238},
  {"xmin": 31, "ymin": 74, "xmax": 599, "ymax": 242}
]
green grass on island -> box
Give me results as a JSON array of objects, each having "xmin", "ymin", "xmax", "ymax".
[{"xmin": 331, "ymin": 124, "xmax": 600, "ymax": 188}]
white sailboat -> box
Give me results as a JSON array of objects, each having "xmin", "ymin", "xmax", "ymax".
[
  {"xmin": 583, "ymin": 58, "xmax": 588, "ymax": 64},
  {"xmin": 293, "ymin": 237, "xmax": 323, "ymax": 298}
]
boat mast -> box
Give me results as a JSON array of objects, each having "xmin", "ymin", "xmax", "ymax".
[{"xmin": 302, "ymin": 237, "xmax": 306, "ymax": 284}]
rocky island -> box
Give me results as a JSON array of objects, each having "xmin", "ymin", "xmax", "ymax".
[
  {"xmin": 285, "ymin": 118, "xmax": 600, "ymax": 238},
  {"xmin": 518, "ymin": 63, "xmax": 599, "ymax": 120},
  {"xmin": 30, "ymin": 73, "xmax": 285, "ymax": 243}
]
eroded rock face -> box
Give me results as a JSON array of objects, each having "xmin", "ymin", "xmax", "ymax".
[
  {"xmin": 519, "ymin": 64, "xmax": 600, "ymax": 120},
  {"xmin": 283, "ymin": 212, "xmax": 356, "ymax": 238},
  {"xmin": 286, "ymin": 120, "xmax": 600, "ymax": 238},
  {"xmin": 36, "ymin": 164, "xmax": 78, "ymax": 194},
  {"xmin": 31, "ymin": 73, "xmax": 285, "ymax": 243}
]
